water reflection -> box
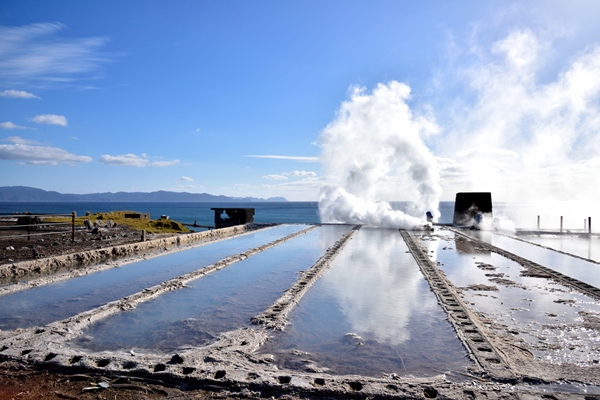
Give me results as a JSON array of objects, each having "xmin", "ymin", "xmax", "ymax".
[
  {"xmin": 260, "ymin": 228, "xmax": 470, "ymax": 377},
  {"xmin": 67, "ymin": 225, "xmax": 353, "ymax": 353},
  {"xmin": 326, "ymin": 228, "xmax": 433, "ymax": 345}
]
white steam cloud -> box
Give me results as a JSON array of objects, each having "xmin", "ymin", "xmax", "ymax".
[
  {"xmin": 439, "ymin": 28, "xmax": 600, "ymax": 203},
  {"xmin": 318, "ymin": 82, "xmax": 441, "ymax": 229}
]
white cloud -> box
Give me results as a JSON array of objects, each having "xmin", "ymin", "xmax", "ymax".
[
  {"xmin": 99, "ymin": 153, "xmax": 179, "ymax": 167},
  {"xmin": 32, "ymin": 114, "xmax": 68, "ymax": 127},
  {"xmin": 287, "ymin": 170, "xmax": 317, "ymax": 177},
  {"xmin": 151, "ymin": 160, "xmax": 179, "ymax": 167},
  {"xmin": 263, "ymin": 174, "xmax": 288, "ymax": 180},
  {"xmin": 177, "ymin": 176, "xmax": 194, "ymax": 182},
  {"xmin": 0, "ymin": 23, "xmax": 111, "ymax": 87},
  {"xmin": 0, "ymin": 136, "xmax": 92, "ymax": 165},
  {"xmin": 434, "ymin": 26, "xmax": 600, "ymax": 202},
  {"xmin": 456, "ymin": 147, "xmax": 519, "ymax": 159},
  {"xmin": 0, "ymin": 89, "xmax": 40, "ymax": 99},
  {"xmin": 260, "ymin": 176, "xmax": 323, "ymax": 192},
  {"xmin": 262, "ymin": 170, "xmax": 317, "ymax": 180},
  {"xmin": 4, "ymin": 136, "xmax": 37, "ymax": 144},
  {"xmin": 0, "ymin": 122, "xmax": 27, "ymax": 130},
  {"xmin": 245, "ymin": 155, "xmax": 318, "ymax": 162}
]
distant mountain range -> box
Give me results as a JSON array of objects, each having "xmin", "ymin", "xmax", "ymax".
[{"xmin": 0, "ymin": 186, "xmax": 287, "ymax": 203}]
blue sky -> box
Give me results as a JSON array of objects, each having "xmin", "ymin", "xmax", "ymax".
[{"xmin": 1, "ymin": 1, "xmax": 600, "ymax": 202}]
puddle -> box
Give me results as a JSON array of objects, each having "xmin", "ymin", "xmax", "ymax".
[
  {"xmin": 258, "ymin": 227, "xmax": 472, "ymax": 378},
  {"xmin": 0, "ymin": 225, "xmax": 311, "ymax": 330},
  {"xmin": 516, "ymin": 234, "xmax": 600, "ymax": 263},
  {"xmin": 420, "ymin": 229, "xmax": 600, "ymax": 366},
  {"xmin": 67, "ymin": 225, "xmax": 353, "ymax": 353},
  {"xmin": 465, "ymin": 231, "xmax": 600, "ymax": 288}
]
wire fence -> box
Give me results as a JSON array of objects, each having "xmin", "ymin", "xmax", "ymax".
[{"xmin": 0, "ymin": 212, "xmax": 77, "ymax": 241}]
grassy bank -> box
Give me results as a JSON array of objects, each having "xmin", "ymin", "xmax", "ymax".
[{"xmin": 48, "ymin": 211, "xmax": 191, "ymax": 234}]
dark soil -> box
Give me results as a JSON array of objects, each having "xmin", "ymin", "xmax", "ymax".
[
  {"xmin": 0, "ymin": 222, "xmax": 163, "ymax": 265},
  {"xmin": 0, "ymin": 359, "xmax": 269, "ymax": 400}
]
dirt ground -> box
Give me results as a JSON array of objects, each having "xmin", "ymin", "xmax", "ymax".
[
  {"xmin": 0, "ymin": 359, "xmax": 317, "ymax": 400},
  {"xmin": 0, "ymin": 222, "xmax": 160, "ymax": 265}
]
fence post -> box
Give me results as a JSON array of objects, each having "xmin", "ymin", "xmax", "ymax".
[
  {"xmin": 589, "ymin": 217, "xmax": 592, "ymax": 237},
  {"xmin": 560, "ymin": 216, "xmax": 563, "ymax": 233},
  {"xmin": 537, "ymin": 215, "xmax": 540, "ymax": 230},
  {"xmin": 72, "ymin": 211, "xmax": 76, "ymax": 242}
]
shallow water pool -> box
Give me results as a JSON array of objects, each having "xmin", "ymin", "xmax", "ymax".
[
  {"xmin": 258, "ymin": 227, "xmax": 471, "ymax": 378},
  {"xmin": 67, "ymin": 225, "xmax": 353, "ymax": 353},
  {"xmin": 0, "ymin": 225, "xmax": 310, "ymax": 330}
]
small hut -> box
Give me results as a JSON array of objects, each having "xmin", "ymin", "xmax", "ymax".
[
  {"xmin": 211, "ymin": 208, "xmax": 255, "ymax": 229},
  {"xmin": 453, "ymin": 192, "xmax": 493, "ymax": 227}
]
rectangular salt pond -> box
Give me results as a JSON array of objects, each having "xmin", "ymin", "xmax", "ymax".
[
  {"xmin": 257, "ymin": 227, "xmax": 471, "ymax": 378},
  {"xmin": 67, "ymin": 225, "xmax": 354, "ymax": 353},
  {"xmin": 465, "ymin": 231, "xmax": 600, "ymax": 288},
  {"xmin": 517, "ymin": 234, "xmax": 600, "ymax": 263},
  {"xmin": 0, "ymin": 224, "xmax": 310, "ymax": 330},
  {"xmin": 420, "ymin": 228, "xmax": 600, "ymax": 365}
]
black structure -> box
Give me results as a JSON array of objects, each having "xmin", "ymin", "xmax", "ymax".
[
  {"xmin": 453, "ymin": 192, "xmax": 493, "ymax": 226},
  {"xmin": 211, "ymin": 208, "xmax": 255, "ymax": 229}
]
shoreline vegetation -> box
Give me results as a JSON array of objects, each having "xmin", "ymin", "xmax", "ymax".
[{"xmin": 47, "ymin": 210, "xmax": 191, "ymax": 234}]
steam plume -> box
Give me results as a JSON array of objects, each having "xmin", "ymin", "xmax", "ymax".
[{"xmin": 318, "ymin": 82, "xmax": 441, "ymax": 229}]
